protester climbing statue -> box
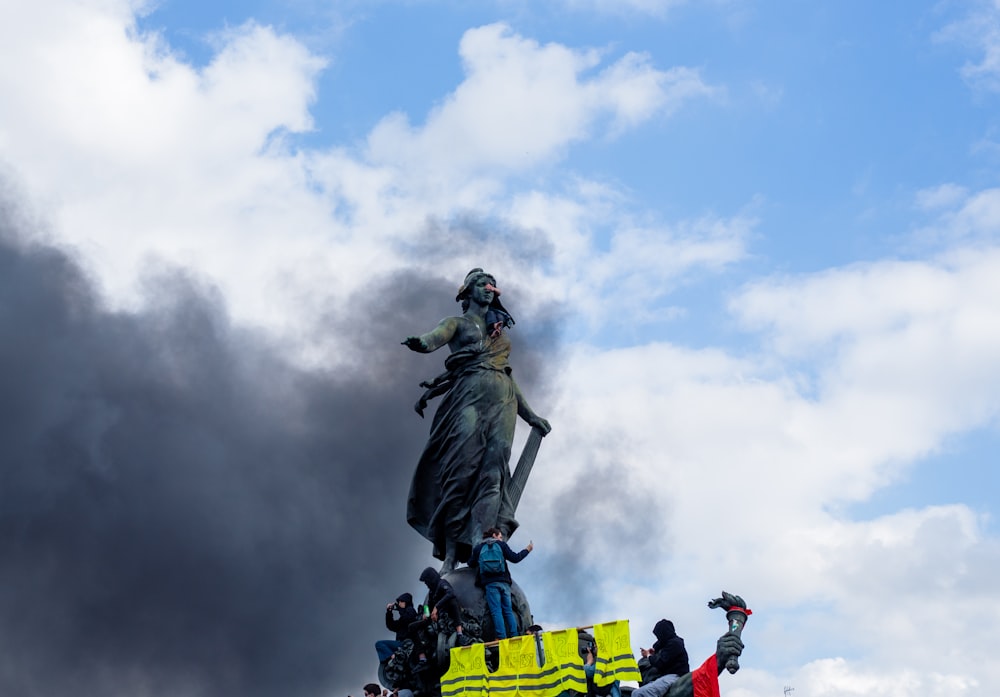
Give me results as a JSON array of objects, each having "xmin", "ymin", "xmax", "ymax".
[{"xmin": 402, "ymin": 268, "xmax": 551, "ymax": 573}]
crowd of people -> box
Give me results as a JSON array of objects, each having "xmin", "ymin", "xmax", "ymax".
[
  {"xmin": 370, "ymin": 527, "xmax": 533, "ymax": 694},
  {"xmin": 362, "ymin": 526, "xmax": 741, "ymax": 697}
]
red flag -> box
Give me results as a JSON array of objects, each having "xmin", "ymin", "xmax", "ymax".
[{"xmin": 691, "ymin": 655, "xmax": 720, "ymax": 697}]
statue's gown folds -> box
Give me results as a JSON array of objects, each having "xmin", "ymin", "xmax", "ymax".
[{"xmin": 407, "ymin": 329, "xmax": 518, "ymax": 563}]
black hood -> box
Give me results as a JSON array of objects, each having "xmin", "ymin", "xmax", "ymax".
[
  {"xmin": 419, "ymin": 567, "xmax": 439, "ymax": 589},
  {"xmin": 396, "ymin": 593, "xmax": 413, "ymax": 605},
  {"xmin": 653, "ymin": 619, "xmax": 676, "ymax": 642}
]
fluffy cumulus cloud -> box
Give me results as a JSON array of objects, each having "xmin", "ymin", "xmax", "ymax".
[
  {"xmin": 366, "ymin": 23, "xmax": 713, "ymax": 181},
  {"xmin": 521, "ymin": 240, "xmax": 1000, "ymax": 695},
  {"xmin": 0, "ymin": 0, "xmax": 328, "ymax": 333},
  {"xmin": 0, "ymin": 1, "xmax": 718, "ymax": 343}
]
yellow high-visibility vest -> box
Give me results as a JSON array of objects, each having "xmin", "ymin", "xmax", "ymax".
[
  {"xmin": 441, "ymin": 643, "xmax": 489, "ymax": 697},
  {"xmin": 592, "ymin": 621, "xmax": 641, "ymax": 687},
  {"xmin": 488, "ymin": 636, "xmax": 543, "ymax": 697},
  {"xmin": 537, "ymin": 628, "xmax": 587, "ymax": 697}
]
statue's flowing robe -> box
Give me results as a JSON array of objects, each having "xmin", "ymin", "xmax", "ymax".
[{"xmin": 407, "ymin": 331, "xmax": 519, "ymax": 563}]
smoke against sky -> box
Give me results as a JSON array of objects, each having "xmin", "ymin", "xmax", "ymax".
[
  {"xmin": 0, "ymin": 197, "xmax": 559, "ymax": 697},
  {"xmin": 4, "ymin": 2, "xmax": 1000, "ymax": 696}
]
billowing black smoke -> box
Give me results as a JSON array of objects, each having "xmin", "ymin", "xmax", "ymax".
[{"xmin": 0, "ymin": 192, "xmax": 565, "ymax": 697}]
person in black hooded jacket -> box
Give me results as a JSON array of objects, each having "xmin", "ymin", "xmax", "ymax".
[
  {"xmin": 408, "ymin": 568, "xmax": 464, "ymax": 667},
  {"xmin": 375, "ymin": 592, "xmax": 418, "ymax": 664},
  {"xmin": 634, "ymin": 619, "xmax": 690, "ymax": 697},
  {"xmin": 418, "ymin": 567, "xmax": 462, "ymax": 629}
]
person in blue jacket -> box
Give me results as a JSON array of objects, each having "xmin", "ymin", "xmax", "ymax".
[{"xmin": 468, "ymin": 527, "xmax": 533, "ymax": 639}]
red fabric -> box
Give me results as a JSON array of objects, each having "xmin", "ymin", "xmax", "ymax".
[{"xmin": 691, "ymin": 654, "xmax": 720, "ymax": 697}]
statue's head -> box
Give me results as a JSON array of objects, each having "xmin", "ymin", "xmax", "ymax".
[
  {"xmin": 455, "ymin": 268, "xmax": 495, "ymax": 303},
  {"xmin": 456, "ymin": 268, "xmax": 515, "ymax": 331}
]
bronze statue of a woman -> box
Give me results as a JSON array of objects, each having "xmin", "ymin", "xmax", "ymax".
[{"xmin": 403, "ymin": 269, "xmax": 551, "ymax": 572}]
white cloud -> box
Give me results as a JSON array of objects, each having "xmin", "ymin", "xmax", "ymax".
[
  {"xmin": 0, "ymin": 1, "xmax": 329, "ymax": 333},
  {"xmin": 556, "ymin": 0, "xmax": 688, "ymax": 19},
  {"xmin": 732, "ymin": 249, "xmax": 1000, "ymax": 356},
  {"xmin": 796, "ymin": 659, "xmax": 979, "ymax": 697},
  {"xmin": 494, "ymin": 184, "xmax": 754, "ymax": 332},
  {"xmin": 0, "ymin": 4, "xmax": 725, "ymax": 350},
  {"xmin": 725, "ymin": 251, "xmax": 1000, "ymax": 505},
  {"xmin": 526, "ymin": 340, "xmax": 999, "ymax": 689},
  {"xmin": 517, "ymin": 235, "xmax": 1000, "ymax": 694},
  {"xmin": 936, "ymin": 0, "xmax": 1000, "ymax": 91},
  {"xmin": 924, "ymin": 187, "xmax": 1000, "ymax": 241},
  {"xmin": 366, "ymin": 23, "xmax": 714, "ymax": 181},
  {"xmin": 915, "ymin": 183, "xmax": 968, "ymax": 210}
]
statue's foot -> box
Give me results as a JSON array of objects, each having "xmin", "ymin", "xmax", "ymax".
[{"xmin": 440, "ymin": 538, "xmax": 458, "ymax": 574}]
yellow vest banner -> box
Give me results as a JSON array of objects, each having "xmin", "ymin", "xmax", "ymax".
[
  {"xmin": 592, "ymin": 620, "xmax": 641, "ymax": 686},
  {"xmin": 442, "ymin": 643, "xmax": 489, "ymax": 697},
  {"xmin": 538, "ymin": 628, "xmax": 587, "ymax": 697},
  {"xmin": 439, "ymin": 621, "xmax": 639, "ymax": 697},
  {"xmin": 488, "ymin": 636, "xmax": 542, "ymax": 697}
]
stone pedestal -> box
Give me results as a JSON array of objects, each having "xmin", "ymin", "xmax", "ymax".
[{"xmin": 436, "ymin": 567, "xmax": 533, "ymax": 642}]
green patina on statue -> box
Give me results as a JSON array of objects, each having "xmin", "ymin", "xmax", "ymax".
[{"xmin": 403, "ymin": 269, "xmax": 551, "ymax": 573}]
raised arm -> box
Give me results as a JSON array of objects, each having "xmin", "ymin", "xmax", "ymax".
[
  {"xmin": 402, "ymin": 317, "xmax": 460, "ymax": 353},
  {"xmin": 502, "ymin": 540, "xmax": 532, "ymax": 563},
  {"xmin": 662, "ymin": 633, "xmax": 744, "ymax": 697}
]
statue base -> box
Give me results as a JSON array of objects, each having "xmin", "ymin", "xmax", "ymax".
[
  {"xmin": 439, "ymin": 567, "xmax": 533, "ymax": 642},
  {"xmin": 379, "ymin": 567, "xmax": 536, "ymax": 690}
]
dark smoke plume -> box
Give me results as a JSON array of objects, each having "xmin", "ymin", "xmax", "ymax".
[{"xmin": 0, "ymin": 191, "xmax": 563, "ymax": 697}]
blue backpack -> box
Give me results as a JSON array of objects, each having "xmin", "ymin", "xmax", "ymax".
[{"xmin": 479, "ymin": 539, "xmax": 506, "ymax": 575}]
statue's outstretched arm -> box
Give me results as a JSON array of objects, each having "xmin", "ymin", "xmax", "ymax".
[
  {"xmin": 402, "ymin": 317, "xmax": 459, "ymax": 353},
  {"xmin": 662, "ymin": 633, "xmax": 745, "ymax": 697}
]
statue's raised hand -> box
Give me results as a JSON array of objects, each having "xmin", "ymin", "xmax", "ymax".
[
  {"xmin": 716, "ymin": 633, "xmax": 744, "ymax": 673},
  {"xmin": 402, "ymin": 336, "xmax": 428, "ymax": 352}
]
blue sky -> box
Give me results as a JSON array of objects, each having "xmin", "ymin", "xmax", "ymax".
[{"xmin": 2, "ymin": 1, "xmax": 1000, "ymax": 696}]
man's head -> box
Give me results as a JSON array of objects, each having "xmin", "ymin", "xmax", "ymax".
[
  {"xmin": 419, "ymin": 567, "xmax": 439, "ymax": 589},
  {"xmin": 396, "ymin": 592, "xmax": 413, "ymax": 608},
  {"xmin": 653, "ymin": 619, "xmax": 677, "ymax": 642},
  {"xmin": 483, "ymin": 527, "xmax": 503, "ymax": 541},
  {"xmin": 363, "ymin": 684, "xmax": 381, "ymax": 697}
]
